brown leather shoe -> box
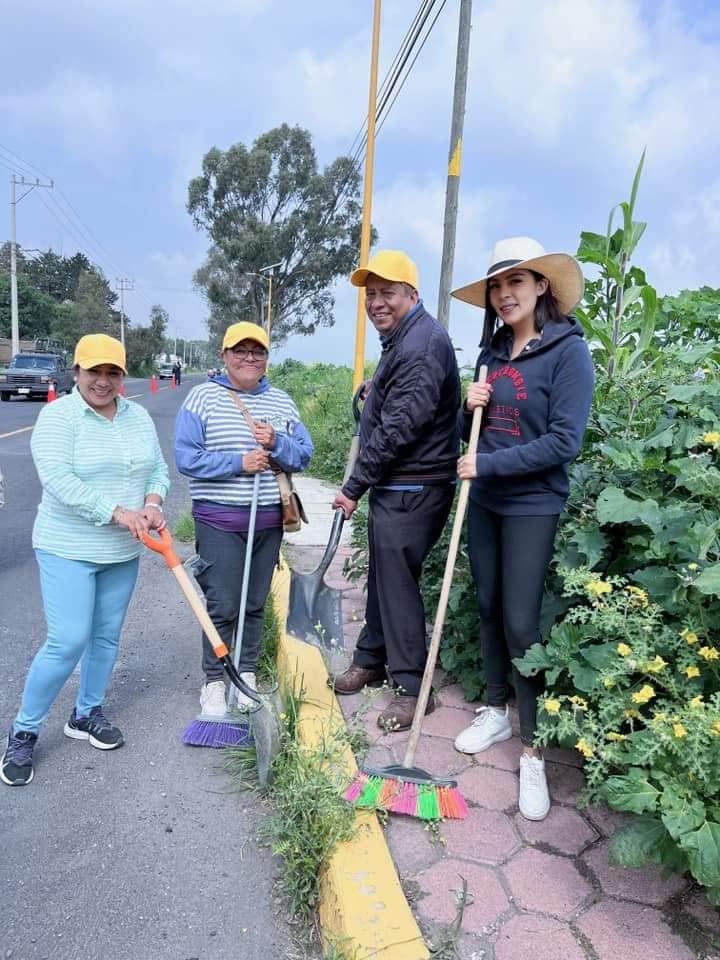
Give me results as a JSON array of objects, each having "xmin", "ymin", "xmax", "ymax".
[
  {"xmin": 377, "ymin": 693, "xmax": 435, "ymax": 732},
  {"xmin": 330, "ymin": 663, "xmax": 386, "ymax": 695}
]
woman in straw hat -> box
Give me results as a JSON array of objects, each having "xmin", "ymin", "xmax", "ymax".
[
  {"xmin": 450, "ymin": 238, "xmax": 594, "ymax": 821},
  {"xmin": 1, "ymin": 334, "xmax": 169, "ymax": 787}
]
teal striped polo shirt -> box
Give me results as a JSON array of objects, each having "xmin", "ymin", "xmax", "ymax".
[{"xmin": 31, "ymin": 387, "xmax": 170, "ymax": 563}]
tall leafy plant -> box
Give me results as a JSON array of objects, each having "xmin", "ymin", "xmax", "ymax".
[{"xmin": 576, "ymin": 150, "xmax": 658, "ymax": 380}]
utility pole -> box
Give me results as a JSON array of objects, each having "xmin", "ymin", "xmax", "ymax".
[
  {"xmin": 352, "ymin": 0, "xmax": 382, "ymax": 394},
  {"xmin": 437, "ymin": 0, "xmax": 472, "ymax": 329},
  {"xmin": 10, "ymin": 174, "xmax": 54, "ymax": 357},
  {"xmin": 260, "ymin": 261, "xmax": 281, "ymax": 344},
  {"xmin": 115, "ymin": 277, "xmax": 134, "ymax": 348}
]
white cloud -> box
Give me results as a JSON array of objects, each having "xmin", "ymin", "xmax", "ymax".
[{"xmin": 1, "ymin": 70, "xmax": 117, "ymax": 141}]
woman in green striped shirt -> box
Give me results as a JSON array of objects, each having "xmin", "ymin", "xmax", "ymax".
[{"xmin": 1, "ymin": 334, "xmax": 170, "ymax": 787}]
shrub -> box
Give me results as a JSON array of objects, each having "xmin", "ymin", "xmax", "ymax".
[
  {"xmin": 270, "ymin": 359, "xmax": 355, "ymax": 482},
  {"xmin": 518, "ymin": 567, "xmax": 720, "ymax": 903}
]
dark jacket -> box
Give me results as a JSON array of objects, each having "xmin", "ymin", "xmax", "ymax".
[
  {"xmin": 460, "ymin": 317, "xmax": 594, "ymax": 515},
  {"xmin": 343, "ymin": 302, "xmax": 461, "ymax": 502}
]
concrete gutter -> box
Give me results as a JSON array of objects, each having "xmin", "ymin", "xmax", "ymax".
[{"xmin": 272, "ymin": 560, "xmax": 430, "ymax": 960}]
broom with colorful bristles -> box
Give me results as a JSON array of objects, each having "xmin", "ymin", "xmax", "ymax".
[{"xmin": 344, "ymin": 367, "xmax": 488, "ymax": 821}]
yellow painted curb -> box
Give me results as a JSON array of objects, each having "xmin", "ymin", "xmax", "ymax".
[{"xmin": 272, "ymin": 560, "xmax": 430, "ymax": 960}]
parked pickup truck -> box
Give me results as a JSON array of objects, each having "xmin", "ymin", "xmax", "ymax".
[{"xmin": 0, "ymin": 353, "xmax": 74, "ymax": 402}]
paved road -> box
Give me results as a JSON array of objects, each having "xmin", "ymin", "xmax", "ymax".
[{"xmin": 0, "ymin": 376, "xmax": 296, "ymax": 960}]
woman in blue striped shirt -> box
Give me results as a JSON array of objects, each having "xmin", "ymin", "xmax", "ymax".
[
  {"xmin": 1, "ymin": 334, "xmax": 170, "ymax": 787},
  {"xmin": 175, "ymin": 322, "xmax": 312, "ymax": 719}
]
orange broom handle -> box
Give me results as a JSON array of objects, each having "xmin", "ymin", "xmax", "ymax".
[
  {"xmin": 402, "ymin": 365, "xmax": 488, "ymax": 768},
  {"xmin": 142, "ymin": 529, "xmax": 231, "ymax": 660}
]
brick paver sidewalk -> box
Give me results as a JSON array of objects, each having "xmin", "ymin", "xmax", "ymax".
[{"xmin": 314, "ymin": 551, "xmax": 720, "ymax": 960}]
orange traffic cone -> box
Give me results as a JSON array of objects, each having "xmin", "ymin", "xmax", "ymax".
[
  {"xmin": 171, "ymin": 374, "xmax": 176, "ymax": 390},
  {"xmin": 46, "ymin": 381, "xmax": 57, "ymax": 403},
  {"xmin": 150, "ymin": 374, "xmax": 158, "ymax": 394}
]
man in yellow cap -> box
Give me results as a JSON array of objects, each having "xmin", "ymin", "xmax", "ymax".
[
  {"xmin": 331, "ymin": 250, "xmax": 460, "ymax": 731},
  {"xmin": 175, "ymin": 321, "xmax": 313, "ymax": 722}
]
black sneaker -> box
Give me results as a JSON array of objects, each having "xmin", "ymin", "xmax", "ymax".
[
  {"xmin": 64, "ymin": 707, "xmax": 124, "ymax": 751},
  {"xmin": 1, "ymin": 729, "xmax": 37, "ymax": 786}
]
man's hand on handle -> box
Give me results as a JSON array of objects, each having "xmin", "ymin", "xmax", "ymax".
[{"xmin": 332, "ymin": 492, "xmax": 358, "ymax": 520}]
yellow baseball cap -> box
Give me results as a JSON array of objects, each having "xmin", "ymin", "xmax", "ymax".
[
  {"xmin": 73, "ymin": 334, "xmax": 127, "ymax": 374},
  {"xmin": 222, "ymin": 322, "xmax": 269, "ymax": 351},
  {"xmin": 350, "ymin": 249, "xmax": 419, "ymax": 290}
]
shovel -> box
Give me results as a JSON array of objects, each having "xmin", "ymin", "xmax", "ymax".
[{"xmin": 285, "ymin": 387, "xmax": 363, "ymax": 650}]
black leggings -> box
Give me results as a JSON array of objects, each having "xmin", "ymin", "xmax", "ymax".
[{"xmin": 467, "ymin": 501, "xmax": 559, "ymax": 745}]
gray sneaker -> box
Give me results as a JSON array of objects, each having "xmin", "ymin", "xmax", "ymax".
[{"xmin": 1, "ymin": 729, "xmax": 38, "ymax": 786}]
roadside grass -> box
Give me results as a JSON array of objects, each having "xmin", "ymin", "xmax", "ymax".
[{"xmin": 173, "ymin": 509, "xmax": 195, "ymax": 542}]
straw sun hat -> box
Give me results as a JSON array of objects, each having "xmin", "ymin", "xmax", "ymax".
[{"xmin": 451, "ymin": 237, "xmax": 585, "ymax": 315}]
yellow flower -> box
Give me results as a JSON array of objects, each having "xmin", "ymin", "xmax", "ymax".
[
  {"xmin": 699, "ymin": 646, "xmax": 720, "ymax": 661},
  {"xmin": 576, "ymin": 738, "xmax": 595, "ymax": 759},
  {"xmin": 712, "ymin": 722, "xmax": 720, "ymax": 736},
  {"xmin": 650, "ymin": 712, "xmax": 667, "ymax": 725},
  {"xmin": 617, "ymin": 643, "xmax": 632, "ymax": 657},
  {"xmin": 632, "ymin": 684, "xmax": 656, "ymax": 704},
  {"xmin": 646, "ymin": 655, "xmax": 667, "ymax": 674},
  {"xmin": 680, "ymin": 628, "xmax": 699, "ymax": 645},
  {"xmin": 702, "ymin": 431, "xmax": 720, "ymax": 447},
  {"xmin": 606, "ymin": 732, "xmax": 627, "ymax": 742},
  {"xmin": 626, "ymin": 586, "xmax": 649, "ymax": 607},
  {"xmin": 568, "ymin": 695, "xmax": 588, "ymax": 711},
  {"xmin": 673, "ymin": 723, "xmax": 688, "ymax": 738},
  {"xmin": 603, "ymin": 676, "xmax": 615, "ymax": 688},
  {"xmin": 685, "ymin": 666, "xmax": 701, "ymax": 679},
  {"xmin": 689, "ymin": 695, "xmax": 704, "ymax": 709},
  {"xmin": 586, "ymin": 578, "xmax": 613, "ymax": 599},
  {"xmin": 687, "ymin": 563, "xmax": 699, "ymax": 572},
  {"xmin": 624, "ymin": 709, "xmax": 641, "ymax": 719},
  {"xmin": 543, "ymin": 698, "xmax": 562, "ymax": 715}
]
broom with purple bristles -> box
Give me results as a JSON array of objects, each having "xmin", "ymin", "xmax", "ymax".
[
  {"xmin": 142, "ymin": 522, "xmax": 260, "ymax": 749},
  {"xmin": 344, "ymin": 367, "xmax": 489, "ymax": 821}
]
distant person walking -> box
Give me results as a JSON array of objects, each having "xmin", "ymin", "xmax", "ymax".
[
  {"xmin": 1, "ymin": 334, "xmax": 170, "ymax": 787},
  {"xmin": 450, "ymin": 237, "xmax": 594, "ymax": 821},
  {"xmin": 172, "ymin": 360, "xmax": 182, "ymax": 386}
]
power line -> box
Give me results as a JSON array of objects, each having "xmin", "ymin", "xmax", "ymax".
[
  {"xmin": 0, "ymin": 143, "xmax": 53, "ymax": 181},
  {"xmin": 0, "ymin": 146, "xmax": 161, "ymax": 318}
]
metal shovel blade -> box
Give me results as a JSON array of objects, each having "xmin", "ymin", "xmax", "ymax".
[{"xmin": 286, "ymin": 510, "xmax": 346, "ymax": 650}]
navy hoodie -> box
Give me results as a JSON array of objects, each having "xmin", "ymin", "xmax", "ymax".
[{"xmin": 459, "ymin": 317, "xmax": 594, "ymax": 515}]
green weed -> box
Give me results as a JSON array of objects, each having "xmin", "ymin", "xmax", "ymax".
[{"xmin": 173, "ymin": 509, "xmax": 195, "ymax": 542}]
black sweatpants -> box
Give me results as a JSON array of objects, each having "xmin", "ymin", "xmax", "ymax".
[
  {"xmin": 467, "ymin": 501, "xmax": 559, "ymax": 744},
  {"xmin": 353, "ymin": 485, "xmax": 454, "ymax": 696},
  {"xmin": 193, "ymin": 520, "xmax": 283, "ymax": 682}
]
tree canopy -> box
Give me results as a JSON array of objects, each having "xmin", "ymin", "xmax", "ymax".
[
  {"xmin": 188, "ymin": 124, "xmax": 366, "ymax": 347},
  {"xmin": 0, "ymin": 244, "xmax": 178, "ymax": 373}
]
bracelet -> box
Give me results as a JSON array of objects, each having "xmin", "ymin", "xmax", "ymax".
[{"xmin": 145, "ymin": 503, "xmax": 164, "ymax": 513}]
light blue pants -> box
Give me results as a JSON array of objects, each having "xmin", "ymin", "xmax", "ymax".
[{"xmin": 14, "ymin": 551, "xmax": 139, "ymax": 735}]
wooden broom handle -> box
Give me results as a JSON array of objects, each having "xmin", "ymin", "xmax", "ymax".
[
  {"xmin": 171, "ymin": 564, "xmax": 231, "ymax": 659},
  {"xmin": 402, "ymin": 365, "xmax": 488, "ymax": 768}
]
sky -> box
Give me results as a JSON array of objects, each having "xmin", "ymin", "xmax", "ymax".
[{"xmin": 2, "ymin": 0, "xmax": 720, "ymax": 370}]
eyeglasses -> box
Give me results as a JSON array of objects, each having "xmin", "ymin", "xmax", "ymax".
[{"xmin": 228, "ymin": 347, "xmax": 268, "ymax": 361}]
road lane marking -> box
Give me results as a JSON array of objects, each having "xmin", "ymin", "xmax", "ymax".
[
  {"xmin": 1, "ymin": 381, "xmax": 187, "ymax": 441},
  {"xmin": 0, "ymin": 426, "xmax": 33, "ymax": 440}
]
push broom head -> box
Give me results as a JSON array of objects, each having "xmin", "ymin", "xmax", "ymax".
[
  {"xmin": 345, "ymin": 765, "xmax": 468, "ymax": 820},
  {"xmin": 182, "ymin": 713, "xmax": 253, "ymax": 749}
]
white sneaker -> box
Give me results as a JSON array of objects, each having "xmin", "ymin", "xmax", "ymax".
[
  {"xmin": 454, "ymin": 705, "xmax": 512, "ymax": 754},
  {"xmin": 519, "ymin": 754, "xmax": 550, "ymax": 821},
  {"xmin": 233, "ymin": 671, "xmax": 258, "ymax": 712},
  {"xmin": 199, "ymin": 680, "xmax": 227, "ymax": 718}
]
